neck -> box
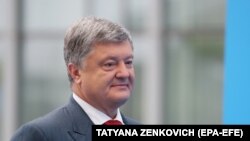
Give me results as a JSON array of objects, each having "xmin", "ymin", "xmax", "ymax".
[{"xmin": 71, "ymin": 83, "xmax": 118, "ymax": 119}]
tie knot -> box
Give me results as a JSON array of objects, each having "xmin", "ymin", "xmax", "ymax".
[{"xmin": 103, "ymin": 120, "xmax": 123, "ymax": 125}]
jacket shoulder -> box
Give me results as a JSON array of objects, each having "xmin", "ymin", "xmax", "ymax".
[{"xmin": 11, "ymin": 106, "xmax": 69, "ymax": 141}]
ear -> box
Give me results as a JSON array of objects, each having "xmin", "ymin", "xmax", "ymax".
[{"xmin": 67, "ymin": 63, "xmax": 81, "ymax": 84}]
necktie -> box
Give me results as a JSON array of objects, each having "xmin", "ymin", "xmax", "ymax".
[{"xmin": 103, "ymin": 120, "xmax": 123, "ymax": 125}]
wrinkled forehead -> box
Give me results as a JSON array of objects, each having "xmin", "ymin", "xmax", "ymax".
[
  {"xmin": 90, "ymin": 39, "xmax": 132, "ymax": 50},
  {"xmin": 88, "ymin": 40, "xmax": 133, "ymax": 57}
]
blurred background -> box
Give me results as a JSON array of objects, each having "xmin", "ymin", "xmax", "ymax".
[{"xmin": 0, "ymin": 0, "xmax": 225, "ymax": 140}]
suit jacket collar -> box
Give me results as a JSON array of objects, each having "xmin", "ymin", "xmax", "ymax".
[
  {"xmin": 64, "ymin": 96, "xmax": 137, "ymax": 140},
  {"xmin": 65, "ymin": 96, "xmax": 93, "ymax": 141}
]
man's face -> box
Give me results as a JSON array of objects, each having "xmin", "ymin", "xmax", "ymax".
[{"xmin": 78, "ymin": 40, "xmax": 135, "ymax": 112}]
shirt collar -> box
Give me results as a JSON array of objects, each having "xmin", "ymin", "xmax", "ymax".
[{"xmin": 72, "ymin": 93, "xmax": 124, "ymax": 125}]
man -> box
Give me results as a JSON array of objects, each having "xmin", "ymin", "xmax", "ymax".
[{"xmin": 11, "ymin": 16, "xmax": 139, "ymax": 141}]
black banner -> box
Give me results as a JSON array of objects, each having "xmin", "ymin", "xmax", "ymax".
[{"xmin": 92, "ymin": 125, "xmax": 250, "ymax": 140}]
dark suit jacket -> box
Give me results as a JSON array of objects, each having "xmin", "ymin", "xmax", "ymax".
[{"xmin": 11, "ymin": 96, "xmax": 139, "ymax": 141}]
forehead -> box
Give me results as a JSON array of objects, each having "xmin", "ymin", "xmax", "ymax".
[{"xmin": 89, "ymin": 41, "xmax": 133, "ymax": 58}]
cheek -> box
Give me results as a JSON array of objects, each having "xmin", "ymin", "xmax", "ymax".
[
  {"xmin": 128, "ymin": 72, "xmax": 135, "ymax": 90},
  {"xmin": 95, "ymin": 72, "xmax": 116, "ymax": 86},
  {"xmin": 129, "ymin": 70, "xmax": 135, "ymax": 80}
]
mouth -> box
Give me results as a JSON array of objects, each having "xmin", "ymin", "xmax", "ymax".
[{"xmin": 111, "ymin": 84, "xmax": 129, "ymax": 88}]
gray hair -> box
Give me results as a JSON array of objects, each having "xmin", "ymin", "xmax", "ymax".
[{"xmin": 64, "ymin": 16, "xmax": 133, "ymax": 83}]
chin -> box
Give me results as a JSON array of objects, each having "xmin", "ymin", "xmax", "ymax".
[
  {"xmin": 113, "ymin": 93, "xmax": 130, "ymax": 104},
  {"xmin": 115, "ymin": 98, "xmax": 129, "ymax": 107}
]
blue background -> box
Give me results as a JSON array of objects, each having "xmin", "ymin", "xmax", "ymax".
[{"xmin": 224, "ymin": 0, "xmax": 250, "ymax": 124}]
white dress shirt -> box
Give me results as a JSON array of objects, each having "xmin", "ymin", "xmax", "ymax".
[{"xmin": 73, "ymin": 93, "xmax": 124, "ymax": 125}]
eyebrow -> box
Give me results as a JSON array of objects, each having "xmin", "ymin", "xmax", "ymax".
[{"xmin": 104, "ymin": 54, "xmax": 134, "ymax": 61}]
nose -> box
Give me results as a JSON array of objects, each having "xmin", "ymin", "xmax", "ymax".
[{"xmin": 116, "ymin": 62, "xmax": 130, "ymax": 78}]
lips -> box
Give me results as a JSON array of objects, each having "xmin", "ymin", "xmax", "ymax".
[{"xmin": 111, "ymin": 83, "xmax": 129, "ymax": 87}]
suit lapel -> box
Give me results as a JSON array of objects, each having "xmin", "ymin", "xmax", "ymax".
[{"xmin": 65, "ymin": 96, "xmax": 93, "ymax": 141}]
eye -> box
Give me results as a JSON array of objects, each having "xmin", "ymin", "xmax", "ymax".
[
  {"xmin": 103, "ymin": 61, "xmax": 116, "ymax": 70},
  {"xmin": 104, "ymin": 62, "xmax": 114, "ymax": 67},
  {"xmin": 125, "ymin": 60, "xmax": 133, "ymax": 68}
]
